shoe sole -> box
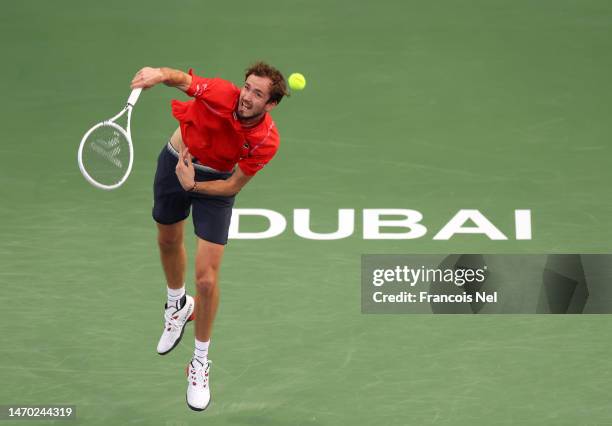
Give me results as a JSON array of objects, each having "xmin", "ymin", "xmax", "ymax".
[
  {"xmin": 157, "ymin": 303, "xmax": 195, "ymax": 356},
  {"xmin": 186, "ymin": 395, "xmax": 211, "ymax": 412}
]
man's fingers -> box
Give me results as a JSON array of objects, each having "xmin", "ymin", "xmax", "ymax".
[
  {"xmin": 178, "ymin": 146, "xmax": 186, "ymax": 164},
  {"xmin": 130, "ymin": 76, "xmax": 141, "ymax": 89},
  {"xmin": 181, "ymin": 148, "xmax": 192, "ymax": 166},
  {"xmin": 131, "ymin": 69, "xmax": 145, "ymax": 88},
  {"xmin": 131, "ymin": 68, "xmax": 160, "ymax": 90},
  {"xmin": 176, "ymin": 155, "xmax": 185, "ymax": 171}
]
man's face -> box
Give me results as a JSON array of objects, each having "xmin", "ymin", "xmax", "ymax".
[{"xmin": 237, "ymin": 74, "xmax": 277, "ymax": 120}]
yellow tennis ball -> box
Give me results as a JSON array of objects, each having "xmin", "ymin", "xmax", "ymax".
[{"xmin": 288, "ymin": 73, "xmax": 306, "ymax": 91}]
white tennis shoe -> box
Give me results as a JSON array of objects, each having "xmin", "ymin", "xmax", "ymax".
[
  {"xmin": 156, "ymin": 295, "xmax": 194, "ymax": 355},
  {"xmin": 186, "ymin": 358, "xmax": 212, "ymax": 411}
]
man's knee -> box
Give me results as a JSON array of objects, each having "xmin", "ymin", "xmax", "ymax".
[
  {"xmin": 194, "ymin": 238, "xmax": 224, "ymax": 295},
  {"xmin": 195, "ymin": 271, "xmax": 218, "ymax": 296},
  {"xmin": 157, "ymin": 223, "xmax": 184, "ymax": 250}
]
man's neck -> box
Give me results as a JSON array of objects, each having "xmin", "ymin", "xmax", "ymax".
[{"xmin": 236, "ymin": 111, "xmax": 265, "ymax": 128}]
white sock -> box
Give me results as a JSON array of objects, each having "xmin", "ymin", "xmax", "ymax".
[
  {"xmin": 167, "ymin": 285, "xmax": 185, "ymax": 309},
  {"xmin": 193, "ymin": 339, "xmax": 209, "ymax": 364}
]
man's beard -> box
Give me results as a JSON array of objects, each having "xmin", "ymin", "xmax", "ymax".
[{"xmin": 236, "ymin": 106, "xmax": 264, "ymax": 121}]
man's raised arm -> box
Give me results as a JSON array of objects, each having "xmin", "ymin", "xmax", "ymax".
[{"xmin": 131, "ymin": 67, "xmax": 192, "ymax": 92}]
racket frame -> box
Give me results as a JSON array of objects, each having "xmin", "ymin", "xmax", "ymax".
[{"xmin": 77, "ymin": 88, "xmax": 142, "ymax": 190}]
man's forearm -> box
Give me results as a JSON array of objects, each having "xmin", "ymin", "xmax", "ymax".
[
  {"xmin": 160, "ymin": 67, "xmax": 192, "ymax": 92},
  {"xmin": 131, "ymin": 66, "xmax": 192, "ymax": 92},
  {"xmin": 175, "ymin": 150, "xmax": 253, "ymax": 196}
]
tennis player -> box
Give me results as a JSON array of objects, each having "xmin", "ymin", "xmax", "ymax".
[{"xmin": 130, "ymin": 63, "xmax": 288, "ymax": 411}]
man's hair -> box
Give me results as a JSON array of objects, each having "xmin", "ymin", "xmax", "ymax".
[{"xmin": 245, "ymin": 61, "xmax": 289, "ymax": 104}]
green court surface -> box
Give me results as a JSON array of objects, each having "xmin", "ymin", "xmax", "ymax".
[{"xmin": 2, "ymin": 1, "xmax": 612, "ymax": 424}]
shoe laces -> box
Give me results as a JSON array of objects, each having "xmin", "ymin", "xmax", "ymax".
[
  {"xmin": 189, "ymin": 358, "xmax": 210, "ymax": 388},
  {"xmin": 163, "ymin": 308, "xmax": 182, "ymax": 332}
]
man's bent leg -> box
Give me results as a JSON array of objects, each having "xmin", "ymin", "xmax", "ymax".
[
  {"xmin": 156, "ymin": 220, "xmax": 194, "ymax": 356},
  {"xmin": 157, "ymin": 220, "xmax": 187, "ymax": 289}
]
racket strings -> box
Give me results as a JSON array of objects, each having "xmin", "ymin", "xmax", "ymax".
[
  {"xmin": 89, "ymin": 132, "xmax": 123, "ymax": 168},
  {"xmin": 81, "ymin": 124, "xmax": 131, "ymax": 186}
]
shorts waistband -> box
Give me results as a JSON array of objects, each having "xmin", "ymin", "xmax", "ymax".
[{"xmin": 166, "ymin": 142, "xmax": 231, "ymax": 174}]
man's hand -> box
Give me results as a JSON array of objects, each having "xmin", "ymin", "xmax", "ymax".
[
  {"xmin": 175, "ymin": 146, "xmax": 196, "ymax": 191},
  {"xmin": 131, "ymin": 67, "xmax": 165, "ymax": 89},
  {"xmin": 175, "ymin": 147, "xmax": 255, "ymax": 196}
]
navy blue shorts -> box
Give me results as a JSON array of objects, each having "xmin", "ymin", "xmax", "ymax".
[{"xmin": 152, "ymin": 144, "xmax": 235, "ymax": 245}]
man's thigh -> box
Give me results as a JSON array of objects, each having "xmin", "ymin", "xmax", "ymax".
[
  {"xmin": 153, "ymin": 144, "xmax": 191, "ymax": 225},
  {"xmin": 195, "ymin": 238, "xmax": 226, "ymax": 277},
  {"xmin": 157, "ymin": 220, "xmax": 186, "ymax": 245},
  {"xmin": 191, "ymin": 195, "xmax": 235, "ymax": 245}
]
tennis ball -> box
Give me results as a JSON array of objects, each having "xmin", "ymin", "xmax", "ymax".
[{"xmin": 288, "ymin": 73, "xmax": 306, "ymax": 91}]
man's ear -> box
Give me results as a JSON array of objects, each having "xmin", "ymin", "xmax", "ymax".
[{"xmin": 264, "ymin": 100, "xmax": 278, "ymax": 113}]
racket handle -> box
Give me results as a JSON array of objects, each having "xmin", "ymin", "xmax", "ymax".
[{"xmin": 127, "ymin": 88, "xmax": 142, "ymax": 106}]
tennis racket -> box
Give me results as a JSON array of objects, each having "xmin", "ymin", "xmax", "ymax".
[{"xmin": 78, "ymin": 88, "xmax": 142, "ymax": 190}]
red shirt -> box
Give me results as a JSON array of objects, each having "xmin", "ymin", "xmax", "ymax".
[{"xmin": 170, "ymin": 69, "xmax": 280, "ymax": 176}]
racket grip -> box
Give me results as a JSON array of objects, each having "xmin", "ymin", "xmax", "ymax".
[{"xmin": 127, "ymin": 88, "xmax": 142, "ymax": 106}]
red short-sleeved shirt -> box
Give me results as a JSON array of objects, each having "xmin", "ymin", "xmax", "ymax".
[{"xmin": 170, "ymin": 69, "xmax": 280, "ymax": 176}]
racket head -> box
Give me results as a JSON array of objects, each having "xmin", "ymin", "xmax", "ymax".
[{"xmin": 77, "ymin": 121, "xmax": 134, "ymax": 190}]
